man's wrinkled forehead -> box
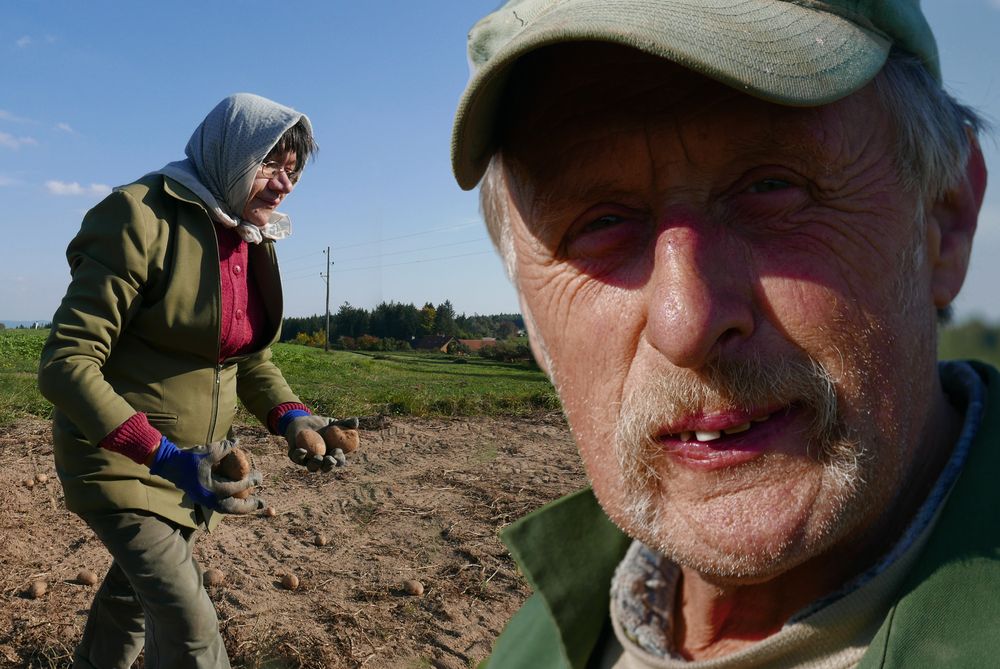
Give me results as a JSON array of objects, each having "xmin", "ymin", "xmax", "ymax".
[
  {"xmin": 498, "ymin": 43, "xmax": 771, "ymax": 150},
  {"xmin": 495, "ymin": 43, "xmax": 846, "ymax": 187}
]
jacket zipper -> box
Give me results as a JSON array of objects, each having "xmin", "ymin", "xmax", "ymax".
[
  {"xmin": 206, "ymin": 363, "xmax": 222, "ymax": 444},
  {"xmin": 207, "ymin": 205, "xmax": 223, "ymax": 445}
]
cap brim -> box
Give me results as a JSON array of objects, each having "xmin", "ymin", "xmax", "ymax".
[{"xmin": 452, "ymin": 0, "xmax": 890, "ymax": 190}]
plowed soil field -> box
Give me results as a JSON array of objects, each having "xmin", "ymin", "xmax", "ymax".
[{"xmin": 1, "ymin": 414, "xmax": 585, "ymax": 668}]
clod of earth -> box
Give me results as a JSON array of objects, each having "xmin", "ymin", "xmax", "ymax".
[
  {"xmin": 203, "ymin": 568, "xmax": 226, "ymax": 588},
  {"xmin": 323, "ymin": 425, "xmax": 359, "ymax": 454},
  {"xmin": 402, "ymin": 579, "xmax": 425, "ymax": 596},
  {"xmin": 76, "ymin": 570, "xmax": 98, "ymax": 586},
  {"xmin": 27, "ymin": 581, "xmax": 47, "ymax": 599},
  {"xmin": 281, "ymin": 573, "xmax": 300, "ymax": 590},
  {"xmin": 214, "ymin": 448, "xmax": 252, "ymax": 499}
]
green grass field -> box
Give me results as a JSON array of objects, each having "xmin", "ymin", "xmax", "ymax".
[
  {"xmin": 0, "ymin": 329, "xmax": 559, "ymax": 426},
  {"xmin": 0, "ymin": 328, "xmax": 50, "ymax": 425},
  {"xmin": 9, "ymin": 319, "xmax": 995, "ymax": 428}
]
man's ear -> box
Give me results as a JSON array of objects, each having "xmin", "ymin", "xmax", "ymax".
[{"xmin": 928, "ymin": 136, "xmax": 988, "ymax": 310}]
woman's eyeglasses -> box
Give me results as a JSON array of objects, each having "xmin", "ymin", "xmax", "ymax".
[{"xmin": 258, "ymin": 161, "xmax": 301, "ymax": 185}]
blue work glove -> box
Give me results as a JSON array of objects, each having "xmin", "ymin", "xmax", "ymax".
[
  {"xmin": 281, "ymin": 413, "xmax": 358, "ymax": 472},
  {"xmin": 149, "ymin": 437, "xmax": 264, "ymax": 514}
]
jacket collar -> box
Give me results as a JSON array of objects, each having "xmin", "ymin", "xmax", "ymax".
[
  {"xmin": 500, "ymin": 487, "xmax": 630, "ymax": 668},
  {"xmin": 858, "ymin": 361, "xmax": 1000, "ymax": 666},
  {"xmin": 162, "ymin": 175, "xmax": 211, "ymax": 211}
]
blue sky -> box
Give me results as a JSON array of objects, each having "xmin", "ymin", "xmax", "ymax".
[{"xmin": 3, "ymin": 1, "xmax": 999, "ymax": 323}]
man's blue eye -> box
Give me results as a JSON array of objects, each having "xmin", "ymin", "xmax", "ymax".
[{"xmin": 748, "ymin": 178, "xmax": 791, "ymax": 193}]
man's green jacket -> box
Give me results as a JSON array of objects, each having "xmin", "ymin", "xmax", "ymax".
[
  {"xmin": 486, "ymin": 362, "xmax": 1000, "ymax": 668},
  {"xmin": 38, "ymin": 176, "xmax": 301, "ymax": 530}
]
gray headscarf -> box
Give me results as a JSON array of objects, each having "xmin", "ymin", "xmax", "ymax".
[{"xmin": 151, "ymin": 93, "xmax": 313, "ymax": 243}]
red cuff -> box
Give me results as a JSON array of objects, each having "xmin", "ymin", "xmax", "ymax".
[
  {"xmin": 267, "ymin": 402, "xmax": 311, "ymax": 435},
  {"xmin": 99, "ymin": 413, "xmax": 162, "ymax": 465}
]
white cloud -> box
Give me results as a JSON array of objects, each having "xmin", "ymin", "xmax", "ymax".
[
  {"xmin": 45, "ymin": 181, "xmax": 111, "ymax": 197},
  {"xmin": 0, "ymin": 132, "xmax": 37, "ymax": 149},
  {"xmin": 0, "ymin": 109, "xmax": 33, "ymax": 124},
  {"xmin": 55, "ymin": 122, "xmax": 74, "ymax": 133},
  {"xmin": 15, "ymin": 36, "xmax": 31, "ymax": 48}
]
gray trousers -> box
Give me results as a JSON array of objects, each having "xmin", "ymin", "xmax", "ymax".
[{"xmin": 73, "ymin": 510, "xmax": 230, "ymax": 669}]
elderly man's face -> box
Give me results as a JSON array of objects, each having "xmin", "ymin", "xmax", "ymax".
[{"xmin": 501, "ymin": 45, "xmax": 947, "ymax": 582}]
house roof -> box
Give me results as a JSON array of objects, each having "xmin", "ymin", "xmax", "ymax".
[{"xmin": 458, "ymin": 338, "xmax": 497, "ymax": 351}]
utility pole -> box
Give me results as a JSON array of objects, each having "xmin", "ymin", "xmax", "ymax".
[{"xmin": 324, "ymin": 246, "xmax": 331, "ymax": 352}]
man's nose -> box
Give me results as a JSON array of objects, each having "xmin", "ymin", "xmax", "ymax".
[{"xmin": 644, "ymin": 224, "xmax": 756, "ymax": 369}]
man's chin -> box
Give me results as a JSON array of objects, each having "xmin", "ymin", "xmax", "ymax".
[
  {"xmin": 607, "ymin": 476, "xmax": 861, "ymax": 583},
  {"xmin": 623, "ymin": 519, "xmax": 824, "ymax": 584}
]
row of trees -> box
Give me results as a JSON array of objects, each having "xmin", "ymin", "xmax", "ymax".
[
  {"xmin": 281, "ymin": 301, "xmax": 524, "ymax": 343},
  {"xmin": 0, "ymin": 322, "xmax": 50, "ymax": 330}
]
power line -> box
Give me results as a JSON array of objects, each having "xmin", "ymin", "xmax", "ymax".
[
  {"xmin": 344, "ymin": 237, "xmax": 487, "ymax": 262},
  {"xmin": 277, "ymin": 235, "xmax": 490, "ymax": 281},
  {"xmin": 331, "ymin": 250, "xmax": 493, "ymax": 273},
  {"xmin": 282, "ymin": 273, "xmax": 329, "ymax": 284},
  {"xmin": 279, "ymin": 249, "xmax": 325, "ymax": 264},
  {"xmin": 331, "ymin": 222, "xmax": 480, "ymax": 251},
  {"xmin": 281, "ymin": 264, "xmax": 327, "ymax": 281}
]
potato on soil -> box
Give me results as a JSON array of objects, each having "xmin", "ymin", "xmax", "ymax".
[
  {"xmin": 27, "ymin": 581, "xmax": 47, "ymax": 599},
  {"xmin": 203, "ymin": 568, "xmax": 225, "ymax": 588},
  {"xmin": 76, "ymin": 570, "xmax": 98, "ymax": 586},
  {"xmin": 280, "ymin": 573, "xmax": 300, "ymax": 590},
  {"xmin": 322, "ymin": 425, "xmax": 360, "ymax": 454},
  {"xmin": 263, "ymin": 506, "xmax": 277, "ymax": 518},
  {"xmin": 35, "ymin": 473, "xmax": 48, "ymax": 484},
  {"xmin": 402, "ymin": 579, "xmax": 424, "ymax": 596},
  {"xmin": 214, "ymin": 448, "xmax": 252, "ymax": 499},
  {"xmin": 314, "ymin": 533, "xmax": 327, "ymax": 547}
]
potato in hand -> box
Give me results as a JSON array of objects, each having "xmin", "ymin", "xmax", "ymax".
[
  {"xmin": 213, "ymin": 447, "xmax": 253, "ymax": 499},
  {"xmin": 295, "ymin": 429, "xmax": 326, "ymax": 472},
  {"xmin": 320, "ymin": 424, "xmax": 359, "ymax": 455}
]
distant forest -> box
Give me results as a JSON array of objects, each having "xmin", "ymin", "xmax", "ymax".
[
  {"xmin": 280, "ymin": 311, "xmax": 1000, "ymax": 364},
  {"xmin": 281, "ymin": 301, "xmax": 524, "ymax": 343}
]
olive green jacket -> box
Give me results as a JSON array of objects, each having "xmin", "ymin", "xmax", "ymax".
[
  {"xmin": 38, "ymin": 175, "xmax": 301, "ymax": 530},
  {"xmin": 485, "ymin": 362, "xmax": 1000, "ymax": 668}
]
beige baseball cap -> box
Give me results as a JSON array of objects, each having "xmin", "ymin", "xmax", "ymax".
[{"xmin": 451, "ymin": 0, "xmax": 940, "ymax": 190}]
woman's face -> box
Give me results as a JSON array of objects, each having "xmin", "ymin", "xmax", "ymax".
[{"xmin": 241, "ymin": 150, "xmax": 298, "ymax": 228}]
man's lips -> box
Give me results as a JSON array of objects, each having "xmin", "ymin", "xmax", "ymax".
[
  {"xmin": 655, "ymin": 406, "xmax": 800, "ymax": 470},
  {"xmin": 659, "ymin": 405, "xmax": 785, "ymax": 444}
]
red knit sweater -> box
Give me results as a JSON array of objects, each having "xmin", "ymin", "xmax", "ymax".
[{"xmin": 101, "ymin": 225, "xmax": 308, "ymax": 463}]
